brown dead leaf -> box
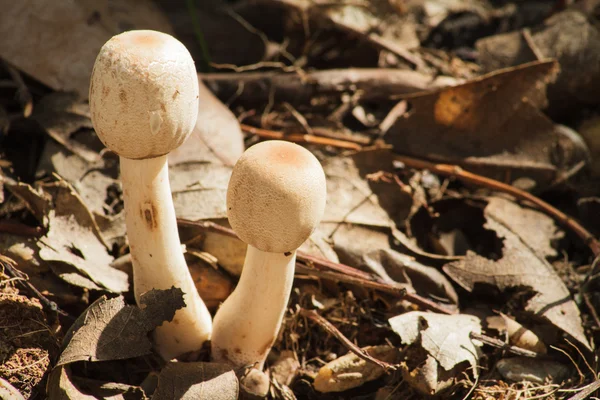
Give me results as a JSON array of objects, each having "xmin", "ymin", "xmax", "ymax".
[
  {"xmin": 38, "ymin": 180, "xmax": 128, "ymax": 293},
  {"xmin": 443, "ymin": 199, "xmax": 591, "ymax": 351},
  {"xmin": 389, "ymin": 312, "xmax": 482, "ymax": 374},
  {"xmin": 387, "ymin": 61, "xmax": 590, "ymax": 188},
  {"xmin": 31, "ymin": 92, "xmax": 97, "ymax": 163},
  {"xmin": 169, "ymin": 81, "xmax": 244, "ymax": 167},
  {"xmin": 485, "ymin": 196, "xmax": 563, "ymax": 260},
  {"xmin": 57, "ymin": 289, "xmax": 184, "ymax": 366},
  {"xmin": 153, "ymin": 362, "xmax": 238, "ymax": 400},
  {"xmin": 477, "ymin": 10, "xmax": 600, "ymax": 113},
  {"xmin": 47, "ymin": 366, "xmax": 96, "ymax": 400},
  {"xmin": 0, "ymin": 0, "xmax": 173, "ymax": 98},
  {"xmin": 170, "ymin": 163, "xmax": 231, "ymax": 221},
  {"xmin": 47, "ymin": 365, "xmax": 147, "ymax": 400}
]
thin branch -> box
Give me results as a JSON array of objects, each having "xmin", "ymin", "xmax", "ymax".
[
  {"xmin": 470, "ymin": 332, "xmax": 540, "ymax": 358},
  {"xmin": 299, "ymin": 308, "xmax": 398, "ymax": 371},
  {"xmin": 240, "ymin": 124, "xmax": 362, "ymax": 150}
]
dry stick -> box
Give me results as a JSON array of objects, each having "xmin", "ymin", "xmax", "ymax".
[
  {"xmin": 469, "ymin": 332, "xmax": 539, "ymax": 358},
  {"xmin": 177, "ymin": 219, "xmax": 454, "ymax": 314},
  {"xmin": 0, "ymin": 255, "xmax": 70, "ymax": 318},
  {"xmin": 0, "ymin": 221, "xmax": 43, "ymax": 237},
  {"xmin": 240, "ymin": 124, "xmax": 362, "ymax": 151},
  {"xmin": 395, "ymin": 155, "xmax": 600, "ymax": 257},
  {"xmin": 566, "ymin": 378, "xmax": 600, "ymax": 400},
  {"xmin": 298, "ymin": 308, "xmax": 398, "ymax": 371}
]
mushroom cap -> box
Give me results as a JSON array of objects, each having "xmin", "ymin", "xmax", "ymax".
[
  {"xmin": 227, "ymin": 141, "xmax": 327, "ymax": 253},
  {"xmin": 89, "ymin": 30, "xmax": 199, "ymax": 160}
]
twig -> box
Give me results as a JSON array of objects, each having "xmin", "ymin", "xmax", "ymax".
[
  {"xmin": 299, "ymin": 308, "xmax": 398, "ymax": 371},
  {"xmin": 2, "ymin": 60, "xmax": 33, "ymax": 117},
  {"xmin": 566, "ymin": 378, "xmax": 600, "ymax": 400},
  {"xmin": 0, "ymin": 255, "xmax": 70, "ymax": 318},
  {"xmin": 177, "ymin": 218, "xmax": 454, "ymax": 314},
  {"xmin": 522, "ymin": 28, "xmax": 545, "ymax": 61},
  {"xmin": 0, "ymin": 221, "xmax": 43, "ymax": 237},
  {"xmin": 470, "ymin": 332, "xmax": 540, "ymax": 358},
  {"xmin": 395, "ymin": 155, "xmax": 600, "ymax": 257},
  {"xmin": 240, "ymin": 124, "xmax": 362, "ymax": 150}
]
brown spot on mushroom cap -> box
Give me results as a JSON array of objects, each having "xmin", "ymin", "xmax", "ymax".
[
  {"xmin": 227, "ymin": 140, "xmax": 327, "ymax": 253},
  {"xmin": 89, "ymin": 30, "xmax": 199, "ymax": 160}
]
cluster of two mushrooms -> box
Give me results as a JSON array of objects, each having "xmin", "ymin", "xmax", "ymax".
[{"xmin": 90, "ymin": 29, "xmax": 327, "ymax": 371}]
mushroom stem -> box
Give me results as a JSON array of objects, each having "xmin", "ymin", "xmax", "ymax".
[
  {"xmin": 120, "ymin": 155, "xmax": 212, "ymax": 360},
  {"xmin": 212, "ymin": 245, "xmax": 296, "ymax": 369}
]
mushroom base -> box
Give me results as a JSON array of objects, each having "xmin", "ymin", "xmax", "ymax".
[{"xmin": 211, "ymin": 245, "xmax": 296, "ymax": 369}]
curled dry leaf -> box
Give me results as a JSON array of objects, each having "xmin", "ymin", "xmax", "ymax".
[
  {"xmin": 388, "ymin": 60, "xmax": 590, "ymax": 188},
  {"xmin": 313, "ymin": 345, "xmax": 400, "ymax": 393},
  {"xmin": 443, "ymin": 197, "xmax": 591, "ymax": 351},
  {"xmin": 57, "ymin": 288, "xmax": 185, "ymax": 366},
  {"xmin": 47, "ymin": 366, "xmax": 96, "ymax": 400},
  {"xmin": 152, "ymin": 362, "xmax": 238, "ymax": 400}
]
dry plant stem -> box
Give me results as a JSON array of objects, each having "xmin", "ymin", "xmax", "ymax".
[
  {"xmin": 241, "ymin": 124, "xmax": 362, "ymax": 150},
  {"xmin": 211, "ymin": 246, "xmax": 296, "ymax": 369},
  {"xmin": 566, "ymin": 378, "xmax": 600, "ymax": 400},
  {"xmin": 177, "ymin": 219, "xmax": 454, "ymax": 314},
  {"xmin": 396, "ymin": 155, "xmax": 600, "ymax": 257},
  {"xmin": 469, "ymin": 332, "xmax": 539, "ymax": 358},
  {"xmin": 121, "ymin": 156, "xmax": 212, "ymax": 360},
  {"xmin": 295, "ymin": 265, "xmax": 454, "ymax": 315},
  {"xmin": 299, "ymin": 308, "xmax": 398, "ymax": 372}
]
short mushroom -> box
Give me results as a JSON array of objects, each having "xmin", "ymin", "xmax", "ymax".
[
  {"xmin": 89, "ymin": 30, "xmax": 212, "ymax": 360},
  {"xmin": 211, "ymin": 140, "xmax": 327, "ymax": 368}
]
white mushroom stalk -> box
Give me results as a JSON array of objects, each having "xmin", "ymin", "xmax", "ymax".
[
  {"xmin": 89, "ymin": 30, "xmax": 212, "ymax": 360},
  {"xmin": 212, "ymin": 140, "xmax": 327, "ymax": 369}
]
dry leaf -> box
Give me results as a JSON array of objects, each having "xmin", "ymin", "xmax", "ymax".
[
  {"xmin": 484, "ymin": 196, "xmax": 563, "ymax": 260},
  {"xmin": 389, "ymin": 312, "xmax": 482, "ymax": 374},
  {"xmin": 388, "ymin": 61, "xmax": 590, "ymax": 188},
  {"xmin": 153, "ymin": 362, "xmax": 238, "ymax": 400},
  {"xmin": 57, "ymin": 289, "xmax": 184, "ymax": 366},
  {"xmin": 313, "ymin": 345, "xmax": 400, "ymax": 393},
  {"xmin": 47, "ymin": 366, "xmax": 96, "ymax": 400},
  {"xmin": 31, "ymin": 92, "xmax": 98, "ymax": 163},
  {"xmin": 38, "ymin": 180, "xmax": 128, "ymax": 293},
  {"xmin": 477, "ymin": 10, "xmax": 600, "ymax": 112},
  {"xmin": 169, "ymin": 81, "xmax": 244, "ymax": 167},
  {"xmin": 0, "ymin": 0, "xmax": 173, "ymax": 98},
  {"xmin": 443, "ymin": 198, "xmax": 591, "ymax": 351}
]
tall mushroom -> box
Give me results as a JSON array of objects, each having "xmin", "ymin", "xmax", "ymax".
[
  {"xmin": 211, "ymin": 140, "xmax": 327, "ymax": 369},
  {"xmin": 89, "ymin": 30, "xmax": 212, "ymax": 360}
]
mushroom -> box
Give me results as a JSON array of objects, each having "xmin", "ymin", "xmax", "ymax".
[
  {"xmin": 89, "ymin": 30, "xmax": 212, "ymax": 360},
  {"xmin": 211, "ymin": 140, "xmax": 327, "ymax": 368}
]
